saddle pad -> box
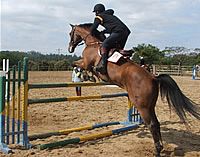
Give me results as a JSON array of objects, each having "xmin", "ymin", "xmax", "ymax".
[{"xmin": 107, "ymin": 51, "xmax": 123, "ymax": 63}]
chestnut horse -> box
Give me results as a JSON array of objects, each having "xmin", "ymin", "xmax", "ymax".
[{"xmin": 68, "ymin": 23, "xmax": 200, "ymax": 156}]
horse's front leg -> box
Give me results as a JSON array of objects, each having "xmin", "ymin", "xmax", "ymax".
[
  {"xmin": 72, "ymin": 59, "xmax": 98, "ymax": 82},
  {"xmin": 85, "ymin": 71, "xmax": 101, "ymax": 82},
  {"xmin": 73, "ymin": 58, "xmax": 92, "ymax": 70},
  {"xmin": 72, "ymin": 59, "xmax": 85, "ymax": 69}
]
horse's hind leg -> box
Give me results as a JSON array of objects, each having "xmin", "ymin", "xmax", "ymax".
[
  {"xmin": 150, "ymin": 110, "xmax": 163, "ymax": 156},
  {"xmin": 139, "ymin": 108, "xmax": 163, "ymax": 157}
]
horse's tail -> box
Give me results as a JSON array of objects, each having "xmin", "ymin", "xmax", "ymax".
[{"xmin": 156, "ymin": 74, "xmax": 200, "ymax": 123}]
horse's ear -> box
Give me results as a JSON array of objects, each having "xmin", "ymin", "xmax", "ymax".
[{"xmin": 70, "ymin": 24, "xmax": 74, "ymax": 28}]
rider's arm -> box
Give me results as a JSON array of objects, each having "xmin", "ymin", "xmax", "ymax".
[
  {"xmin": 101, "ymin": 29, "xmax": 110, "ymax": 34},
  {"xmin": 90, "ymin": 17, "xmax": 102, "ymax": 36}
]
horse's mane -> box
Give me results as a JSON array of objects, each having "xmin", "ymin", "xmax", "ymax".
[
  {"xmin": 78, "ymin": 23, "xmax": 106, "ymax": 42},
  {"xmin": 78, "ymin": 23, "xmax": 93, "ymax": 29}
]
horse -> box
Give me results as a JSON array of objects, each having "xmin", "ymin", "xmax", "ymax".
[{"xmin": 67, "ymin": 23, "xmax": 200, "ymax": 157}]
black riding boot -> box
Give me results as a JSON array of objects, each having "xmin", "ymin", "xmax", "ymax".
[{"xmin": 96, "ymin": 53, "xmax": 108, "ymax": 74}]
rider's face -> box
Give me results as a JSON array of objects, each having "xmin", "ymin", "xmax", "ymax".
[{"xmin": 95, "ymin": 11, "xmax": 99, "ymax": 16}]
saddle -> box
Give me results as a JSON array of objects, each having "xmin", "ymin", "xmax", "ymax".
[
  {"xmin": 106, "ymin": 48, "xmax": 134, "ymax": 63},
  {"xmin": 98, "ymin": 47, "xmax": 134, "ymax": 64},
  {"xmin": 108, "ymin": 48, "xmax": 134, "ymax": 58}
]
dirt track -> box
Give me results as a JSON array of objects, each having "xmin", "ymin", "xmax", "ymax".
[{"xmin": 1, "ymin": 71, "xmax": 200, "ymax": 157}]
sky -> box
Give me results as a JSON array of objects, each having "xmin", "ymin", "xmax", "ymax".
[{"xmin": 1, "ymin": 0, "xmax": 200, "ymax": 56}]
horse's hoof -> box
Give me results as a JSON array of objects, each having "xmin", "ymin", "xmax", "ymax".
[
  {"xmin": 93, "ymin": 67, "xmax": 98, "ymax": 73},
  {"xmin": 155, "ymin": 143, "xmax": 163, "ymax": 157},
  {"xmin": 89, "ymin": 76, "xmax": 96, "ymax": 82}
]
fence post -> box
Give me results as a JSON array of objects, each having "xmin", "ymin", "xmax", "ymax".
[
  {"xmin": 22, "ymin": 57, "xmax": 30, "ymax": 148},
  {"xmin": 17, "ymin": 61, "xmax": 21, "ymax": 143},
  {"xmin": 127, "ymin": 98, "xmax": 133, "ymax": 123},
  {"xmin": 0, "ymin": 72, "xmax": 12, "ymax": 153},
  {"xmin": 2, "ymin": 59, "xmax": 9, "ymax": 99},
  {"xmin": 152, "ymin": 65, "xmax": 156, "ymax": 75}
]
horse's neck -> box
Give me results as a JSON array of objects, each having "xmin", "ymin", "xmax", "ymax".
[{"xmin": 82, "ymin": 30, "xmax": 99, "ymax": 45}]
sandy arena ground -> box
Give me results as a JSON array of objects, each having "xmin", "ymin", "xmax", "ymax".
[{"xmin": 1, "ymin": 71, "xmax": 200, "ymax": 157}]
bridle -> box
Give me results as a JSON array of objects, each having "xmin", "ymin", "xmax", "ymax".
[
  {"xmin": 70, "ymin": 25, "xmax": 102, "ymax": 49},
  {"xmin": 69, "ymin": 26, "xmax": 83, "ymax": 47}
]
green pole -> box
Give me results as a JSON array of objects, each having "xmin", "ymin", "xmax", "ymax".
[
  {"xmin": 0, "ymin": 73, "xmax": 12, "ymax": 153},
  {"xmin": 12, "ymin": 66, "xmax": 16, "ymax": 144},
  {"xmin": 6, "ymin": 70, "xmax": 10, "ymax": 144},
  {"xmin": 22, "ymin": 57, "xmax": 30, "ymax": 148},
  {"xmin": 0, "ymin": 74, "xmax": 6, "ymax": 144},
  {"xmin": 17, "ymin": 61, "xmax": 21, "ymax": 144}
]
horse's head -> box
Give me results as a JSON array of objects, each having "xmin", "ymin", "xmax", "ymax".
[
  {"xmin": 68, "ymin": 23, "xmax": 105, "ymax": 53},
  {"xmin": 68, "ymin": 24, "xmax": 83, "ymax": 53}
]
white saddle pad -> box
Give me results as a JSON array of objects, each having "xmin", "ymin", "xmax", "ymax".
[{"xmin": 107, "ymin": 51, "xmax": 123, "ymax": 63}]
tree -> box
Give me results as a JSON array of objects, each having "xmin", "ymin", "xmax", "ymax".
[
  {"xmin": 54, "ymin": 59, "xmax": 71, "ymax": 71},
  {"xmin": 132, "ymin": 44, "xmax": 164, "ymax": 65},
  {"xmin": 0, "ymin": 51, "xmax": 82, "ymax": 70}
]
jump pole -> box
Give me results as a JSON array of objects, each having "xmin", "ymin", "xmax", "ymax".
[
  {"xmin": 28, "ymin": 93, "xmax": 128, "ymax": 104},
  {"xmin": 28, "ymin": 82, "xmax": 112, "ymax": 89},
  {"xmin": 29, "ymin": 121, "xmax": 120, "ymax": 140},
  {"xmin": 38, "ymin": 124, "xmax": 139, "ymax": 150}
]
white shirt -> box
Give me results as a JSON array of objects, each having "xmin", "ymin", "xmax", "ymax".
[{"xmin": 72, "ymin": 67, "xmax": 82, "ymax": 82}]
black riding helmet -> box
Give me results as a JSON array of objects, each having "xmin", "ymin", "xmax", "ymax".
[{"xmin": 93, "ymin": 4, "xmax": 105, "ymax": 13}]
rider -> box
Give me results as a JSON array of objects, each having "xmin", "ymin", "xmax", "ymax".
[{"xmin": 90, "ymin": 3, "xmax": 131, "ymax": 74}]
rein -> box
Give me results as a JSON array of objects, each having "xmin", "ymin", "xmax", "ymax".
[
  {"xmin": 82, "ymin": 33, "xmax": 102, "ymax": 46},
  {"xmin": 73, "ymin": 26, "xmax": 102, "ymax": 47},
  {"xmin": 78, "ymin": 41, "xmax": 101, "ymax": 47}
]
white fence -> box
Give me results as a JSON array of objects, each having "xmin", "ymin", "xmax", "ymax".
[{"xmin": 152, "ymin": 65, "xmax": 198, "ymax": 76}]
